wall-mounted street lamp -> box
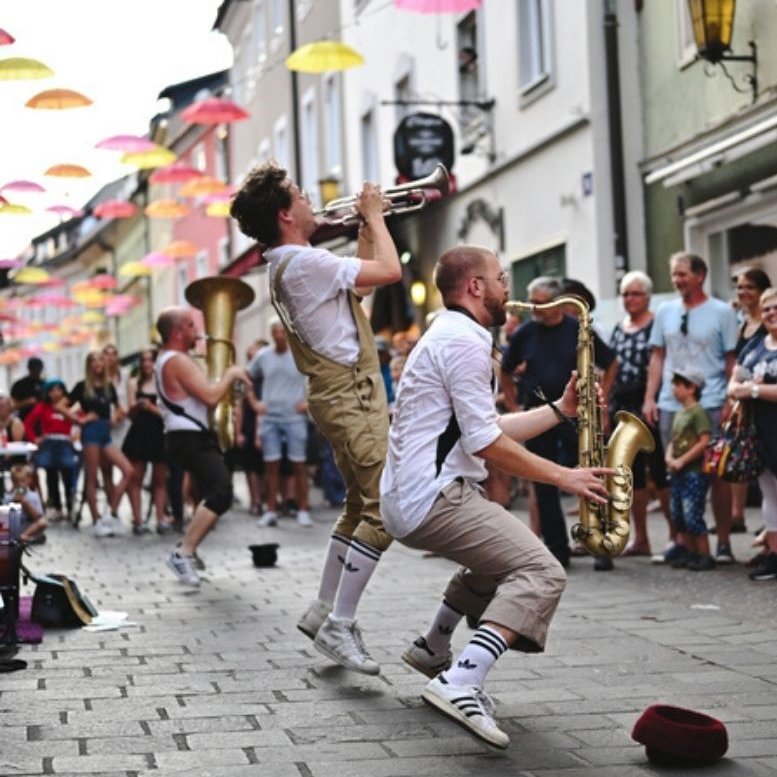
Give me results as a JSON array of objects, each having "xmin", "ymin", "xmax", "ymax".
[
  {"xmin": 410, "ymin": 279, "xmax": 427, "ymax": 307},
  {"xmin": 318, "ymin": 176, "xmax": 340, "ymax": 208},
  {"xmin": 687, "ymin": 0, "xmax": 757, "ymax": 103}
]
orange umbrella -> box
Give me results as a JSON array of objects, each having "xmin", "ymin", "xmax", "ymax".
[
  {"xmin": 45, "ymin": 164, "xmax": 91, "ymax": 178},
  {"xmin": 150, "ymin": 163, "xmax": 202, "ymax": 184},
  {"xmin": 161, "ymin": 239, "xmax": 199, "ymax": 259},
  {"xmin": 93, "ymin": 199, "xmax": 137, "ymax": 219},
  {"xmin": 0, "ymin": 57, "xmax": 53, "ymax": 80},
  {"xmin": 181, "ymin": 97, "xmax": 249, "ymax": 124},
  {"xmin": 144, "ymin": 199, "xmax": 191, "ymax": 218},
  {"xmin": 180, "ymin": 176, "xmax": 230, "ymax": 198},
  {"xmin": 25, "ymin": 88, "xmax": 92, "ymax": 109}
]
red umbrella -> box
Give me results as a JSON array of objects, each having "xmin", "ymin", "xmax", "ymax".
[
  {"xmin": 1, "ymin": 180, "xmax": 45, "ymax": 193},
  {"xmin": 93, "ymin": 200, "xmax": 137, "ymax": 219},
  {"xmin": 0, "ymin": 29, "xmax": 14, "ymax": 46},
  {"xmin": 89, "ymin": 274, "xmax": 118, "ymax": 290},
  {"xmin": 181, "ymin": 97, "xmax": 249, "ymax": 125},
  {"xmin": 150, "ymin": 163, "xmax": 203, "ymax": 184},
  {"xmin": 95, "ymin": 134, "xmax": 156, "ymax": 152}
]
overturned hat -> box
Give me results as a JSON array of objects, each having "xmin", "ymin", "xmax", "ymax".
[
  {"xmin": 632, "ymin": 704, "xmax": 728, "ymax": 767},
  {"xmin": 672, "ymin": 367, "xmax": 706, "ymax": 391},
  {"xmin": 249, "ymin": 543, "xmax": 279, "ymax": 568}
]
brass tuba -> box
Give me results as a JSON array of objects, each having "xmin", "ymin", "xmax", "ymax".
[
  {"xmin": 506, "ymin": 295, "xmax": 655, "ymax": 557},
  {"xmin": 185, "ymin": 276, "xmax": 255, "ymax": 451}
]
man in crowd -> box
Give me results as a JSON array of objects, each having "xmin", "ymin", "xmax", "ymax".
[
  {"xmin": 249, "ymin": 320, "xmax": 311, "ymax": 528},
  {"xmin": 643, "ymin": 251, "xmax": 739, "ymax": 563},
  {"xmin": 11, "ymin": 357, "xmax": 45, "ymax": 422},
  {"xmin": 381, "ymin": 246, "xmax": 612, "ymax": 748},
  {"xmin": 155, "ymin": 307, "xmax": 250, "ymax": 586},
  {"xmin": 230, "ymin": 162, "xmax": 401, "ymax": 674}
]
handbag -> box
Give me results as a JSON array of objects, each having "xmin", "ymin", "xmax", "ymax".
[
  {"xmin": 702, "ymin": 400, "xmax": 764, "ymax": 483},
  {"xmin": 23, "ymin": 566, "xmax": 98, "ymax": 628}
]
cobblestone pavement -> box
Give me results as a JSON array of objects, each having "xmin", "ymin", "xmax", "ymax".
[{"xmin": 2, "ymin": 490, "xmax": 776, "ymax": 777}]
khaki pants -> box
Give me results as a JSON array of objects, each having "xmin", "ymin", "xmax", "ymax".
[{"xmin": 401, "ymin": 478, "xmax": 566, "ymax": 652}]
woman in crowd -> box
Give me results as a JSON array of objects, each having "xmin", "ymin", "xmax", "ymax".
[
  {"xmin": 122, "ymin": 348, "xmax": 171, "ymax": 535},
  {"xmin": 100, "ymin": 343, "xmax": 128, "ymax": 508},
  {"xmin": 730, "ymin": 268, "xmax": 772, "ymax": 535},
  {"xmin": 68, "ymin": 350, "xmax": 135, "ymax": 537},
  {"xmin": 728, "ymin": 286, "xmax": 777, "ymax": 580},
  {"xmin": 0, "ymin": 393, "xmax": 26, "ymax": 501},
  {"xmin": 609, "ymin": 270, "xmax": 673, "ymax": 556}
]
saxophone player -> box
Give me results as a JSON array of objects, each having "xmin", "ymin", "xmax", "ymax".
[{"xmin": 380, "ymin": 246, "xmax": 614, "ymax": 749}]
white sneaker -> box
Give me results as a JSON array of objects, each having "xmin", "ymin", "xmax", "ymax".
[
  {"xmin": 296, "ymin": 510, "xmax": 313, "ymax": 528},
  {"xmin": 93, "ymin": 517, "xmax": 114, "ymax": 538},
  {"xmin": 421, "ymin": 675, "xmax": 509, "ymax": 749},
  {"xmin": 297, "ymin": 598, "xmax": 332, "ymax": 640},
  {"xmin": 110, "ymin": 515, "xmax": 129, "ymax": 536},
  {"xmin": 166, "ymin": 550, "xmax": 200, "ymax": 586},
  {"xmin": 257, "ymin": 510, "xmax": 278, "ymax": 528},
  {"xmin": 313, "ymin": 615, "xmax": 380, "ymax": 675},
  {"xmin": 402, "ymin": 636, "xmax": 453, "ymax": 678}
]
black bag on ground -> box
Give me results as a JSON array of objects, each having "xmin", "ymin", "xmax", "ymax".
[{"xmin": 24, "ymin": 567, "xmax": 98, "ymax": 627}]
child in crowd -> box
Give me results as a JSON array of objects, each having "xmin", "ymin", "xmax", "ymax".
[
  {"xmin": 24, "ymin": 378, "xmax": 78, "ymax": 522},
  {"xmin": 665, "ymin": 368, "xmax": 714, "ymax": 571},
  {"xmin": 5, "ymin": 464, "xmax": 47, "ymax": 544}
]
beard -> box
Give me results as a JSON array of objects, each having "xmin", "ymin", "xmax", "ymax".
[{"xmin": 484, "ymin": 291, "xmax": 507, "ymax": 327}]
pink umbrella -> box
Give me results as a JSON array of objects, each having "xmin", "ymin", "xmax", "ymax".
[
  {"xmin": 395, "ymin": 0, "xmax": 481, "ymax": 10},
  {"xmin": 140, "ymin": 251, "xmax": 174, "ymax": 268},
  {"xmin": 46, "ymin": 204, "xmax": 84, "ymax": 218},
  {"xmin": 27, "ymin": 293, "xmax": 76, "ymax": 308},
  {"xmin": 95, "ymin": 134, "xmax": 156, "ymax": 153},
  {"xmin": 0, "ymin": 258, "xmax": 23, "ymax": 270},
  {"xmin": 0, "ymin": 29, "xmax": 15, "ymax": 46},
  {"xmin": 89, "ymin": 274, "xmax": 118, "ymax": 290},
  {"xmin": 181, "ymin": 97, "xmax": 249, "ymax": 125},
  {"xmin": 1, "ymin": 179, "xmax": 46, "ymax": 193},
  {"xmin": 149, "ymin": 163, "xmax": 203, "ymax": 184},
  {"xmin": 93, "ymin": 200, "xmax": 137, "ymax": 219}
]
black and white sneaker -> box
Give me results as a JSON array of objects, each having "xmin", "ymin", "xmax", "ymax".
[
  {"xmin": 166, "ymin": 550, "xmax": 201, "ymax": 586},
  {"xmin": 421, "ymin": 674, "xmax": 509, "ymax": 749},
  {"xmin": 748, "ymin": 552, "xmax": 777, "ymax": 581},
  {"xmin": 401, "ymin": 636, "xmax": 452, "ymax": 678}
]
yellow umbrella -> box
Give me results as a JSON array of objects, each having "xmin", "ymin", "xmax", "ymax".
[
  {"xmin": 25, "ymin": 88, "xmax": 92, "ymax": 109},
  {"xmin": 0, "ymin": 202, "xmax": 32, "ymax": 214},
  {"xmin": 42, "ymin": 341, "xmax": 60, "ymax": 353},
  {"xmin": 121, "ymin": 147, "xmax": 177, "ymax": 169},
  {"xmin": 0, "ymin": 57, "xmax": 54, "ymax": 80},
  {"xmin": 180, "ymin": 176, "xmax": 230, "ymax": 198},
  {"xmin": 286, "ymin": 41, "xmax": 364, "ymax": 73},
  {"xmin": 14, "ymin": 267, "xmax": 50, "ymax": 284},
  {"xmin": 206, "ymin": 200, "xmax": 232, "ymax": 218},
  {"xmin": 45, "ymin": 164, "xmax": 91, "ymax": 178},
  {"xmin": 81, "ymin": 311, "xmax": 105, "ymax": 324},
  {"xmin": 118, "ymin": 261, "xmax": 151, "ymax": 278},
  {"xmin": 144, "ymin": 199, "xmax": 191, "ymax": 218}
]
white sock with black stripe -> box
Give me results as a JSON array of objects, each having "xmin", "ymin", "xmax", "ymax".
[
  {"xmin": 316, "ymin": 534, "xmax": 351, "ymax": 605},
  {"xmin": 443, "ymin": 625, "xmax": 508, "ymax": 688},
  {"xmin": 424, "ymin": 599, "xmax": 464, "ymax": 654},
  {"xmin": 331, "ymin": 538, "xmax": 381, "ymax": 621}
]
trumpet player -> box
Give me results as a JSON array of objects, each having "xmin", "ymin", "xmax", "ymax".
[
  {"xmin": 381, "ymin": 246, "xmax": 614, "ymax": 749},
  {"xmin": 155, "ymin": 307, "xmax": 251, "ymax": 586},
  {"xmin": 230, "ymin": 162, "xmax": 401, "ymax": 675}
]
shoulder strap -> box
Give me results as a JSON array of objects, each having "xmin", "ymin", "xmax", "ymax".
[
  {"xmin": 271, "ymin": 250, "xmax": 309, "ymax": 345},
  {"xmin": 154, "ymin": 356, "xmax": 209, "ymax": 433}
]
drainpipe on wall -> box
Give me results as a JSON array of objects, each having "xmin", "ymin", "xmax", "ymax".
[
  {"xmin": 288, "ymin": 0, "xmax": 302, "ymax": 182},
  {"xmin": 603, "ymin": 0, "xmax": 629, "ymax": 288}
]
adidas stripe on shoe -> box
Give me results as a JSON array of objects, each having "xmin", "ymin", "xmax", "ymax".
[{"xmin": 401, "ymin": 636, "xmax": 452, "ymax": 679}]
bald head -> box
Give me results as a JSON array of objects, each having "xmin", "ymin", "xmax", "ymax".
[
  {"xmin": 156, "ymin": 306, "xmax": 189, "ymax": 344},
  {"xmin": 434, "ymin": 246, "xmax": 493, "ymax": 305}
]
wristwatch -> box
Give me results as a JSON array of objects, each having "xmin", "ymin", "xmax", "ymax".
[{"xmin": 751, "ymin": 383, "xmax": 760, "ymax": 399}]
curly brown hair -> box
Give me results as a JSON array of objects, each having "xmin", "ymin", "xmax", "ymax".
[{"xmin": 230, "ymin": 161, "xmax": 292, "ymax": 248}]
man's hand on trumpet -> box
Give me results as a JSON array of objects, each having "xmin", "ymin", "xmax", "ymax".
[{"xmin": 355, "ymin": 182, "xmax": 388, "ymax": 226}]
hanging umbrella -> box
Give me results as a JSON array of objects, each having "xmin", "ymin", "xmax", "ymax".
[
  {"xmin": 0, "ymin": 258, "xmax": 23, "ymax": 270},
  {"xmin": 45, "ymin": 164, "xmax": 91, "ymax": 178},
  {"xmin": 46, "ymin": 204, "xmax": 84, "ymax": 218},
  {"xmin": 394, "ymin": 0, "xmax": 481, "ymax": 11},
  {"xmin": 13, "ymin": 267, "xmax": 50, "ymax": 284},
  {"xmin": 180, "ymin": 176, "xmax": 230, "ymax": 198},
  {"xmin": 121, "ymin": 147, "xmax": 177, "ymax": 169},
  {"xmin": 27, "ymin": 293, "xmax": 75, "ymax": 308},
  {"xmin": 0, "ymin": 29, "xmax": 15, "ymax": 46},
  {"xmin": 149, "ymin": 163, "xmax": 203, "ymax": 184},
  {"xmin": 206, "ymin": 200, "xmax": 232, "ymax": 218},
  {"xmin": 95, "ymin": 134, "xmax": 156, "ymax": 153},
  {"xmin": 118, "ymin": 261, "xmax": 151, "ymax": 278},
  {"xmin": 286, "ymin": 41, "xmax": 364, "ymax": 73},
  {"xmin": 181, "ymin": 97, "xmax": 249, "ymax": 124},
  {"xmin": 144, "ymin": 199, "xmax": 191, "ymax": 218},
  {"xmin": 0, "ymin": 202, "xmax": 32, "ymax": 215},
  {"xmin": 0, "ymin": 57, "xmax": 54, "ymax": 80},
  {"xmin": 0, "ymin": 349, "xmax": 22, "ymax": 367},
  {"xmin": 93, "ymin": 199, "xmax": 137, "ymax": 219},
  {"xmin": 39, "ymin": 275, "xmax": 65, "ymax": 288},
  {"xmin": 1, "ymin": 180, "xmax": 45, "ymax": 194},
  {"xmin": 81, "ymin": 311, "xmax": 106, "ymax": 324},
  {"xmin": 25, "ymin": 88, "xmax": 92, "ymax": 110},
  {"xmin": 140, "ymin": 251, "xmax": 174, "ymax": 268},
  {"xmin": 161, "ymin": 239, "xmax": 199, "ymax": 259},
  {"xmin": 89, "ymin": 274, "xmax": 118, "ymax": 290}
]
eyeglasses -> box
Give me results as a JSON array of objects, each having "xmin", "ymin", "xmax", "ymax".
[
  {"xmin": 474, "ymin": 271, "xmax": 509, "ymax": 287},
  {"xmin": 680, "ymin": 310, "xmax": 689, "ymax": 336},
  {"xmin": 621, "ymin": 291, "xmax": 646, "ymax": 298}
]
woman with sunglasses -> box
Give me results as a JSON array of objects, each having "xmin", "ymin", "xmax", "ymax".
[
  {"xmin": 609, "ymin": 270, "xmax": 673, "ymax": 557},
  {"xmin": 728, "ymin": 287, "xmax": 777, "ymax": 580}
]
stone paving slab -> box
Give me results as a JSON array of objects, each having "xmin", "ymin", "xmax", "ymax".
[{"xmin": 1, "ymin": 495, "xmax": 775, "ymax": 775}]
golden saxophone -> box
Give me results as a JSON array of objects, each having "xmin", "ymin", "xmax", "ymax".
[{"xmin": 506, "ymin": 295, "xmax": 655, "ymax": 556}]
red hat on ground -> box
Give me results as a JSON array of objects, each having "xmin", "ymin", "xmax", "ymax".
[{"xmin": 632, "ymin": 704, "xmax": 728, "ymax": 767}]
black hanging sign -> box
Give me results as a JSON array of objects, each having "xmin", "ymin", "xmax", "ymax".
[{"xmin": 394, "ymin": 112, "xmax": 454, "ymax": 180}]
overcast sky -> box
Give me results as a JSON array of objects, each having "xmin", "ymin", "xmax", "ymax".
[{"xmin": 0, "ymin": 0, "xmax": 233, "ymax": 259}]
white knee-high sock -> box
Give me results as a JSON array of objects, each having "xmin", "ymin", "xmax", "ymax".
[
  {"xmin": 331, "ymin": 538, "xmax": 381, "ymax": 620},
  {"xmin": 424, "ymin": 599, "xmax": 464, "ymax": 654},
  {"xmin": 316, "ymin": 533, "xmax": 351, "ymax": 605},
  {"xmin": 443, "ymin": 625, "xmax": 508, "ymax": 688}
]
